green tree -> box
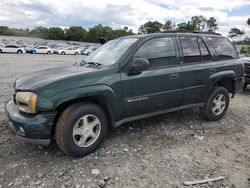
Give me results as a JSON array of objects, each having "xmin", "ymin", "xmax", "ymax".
[
  {"xmin": 207, "ymin": 17, "xmax": 218, "ymax": 32},
  {"xmin": 64, "ymin": 26, "xmax": 87, "ymax": 41},
  {"xmin": 86, "ymin": 24, "xmax": 113, "ymax": 42},
  {"xmin": 138, "ymin": 21, "xmax": 163, "ymax": 34},
  {"xmin": 0, "ymin": 26, "xmax": 9, "ymax": 35},
  {"xmin": 177, "ymin": 21, "xmax": 194, "ymax": 31},
  {"xmin": 228, "ymin": 28, "xmax": 245, "ymax": 41},
  {"xmin": 190, "ymin": 15, "xmax": 207, "ymax": 31},
  {"xmin": 30, "ymin": 26, "xmax": 49, "ymax": 38},
  {"xmin": 47, "ymin": 27, "xmax": 64, "ymax": 40},
  {"xmin": 163, "ymin": 20, "xmax": 173, "ymax": 30}
]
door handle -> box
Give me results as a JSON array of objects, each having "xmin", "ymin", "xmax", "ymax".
[
  {"xmin": 169, "ymin": 74, "xmax": 179, "ymax": 79},
  {"xmin": 209, "ymin": 68, "xmax": 216, "ymax": 73}
]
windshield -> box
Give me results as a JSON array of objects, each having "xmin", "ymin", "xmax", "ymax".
[{"xmin": 85, "ymin": 37, "xmax": 138, "ymax": 65}]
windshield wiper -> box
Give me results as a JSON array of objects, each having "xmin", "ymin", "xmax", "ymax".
[
  {"xmin": 73, "ymin": 59, "xmax": 87, "ymax": 66},
  {"xmin": 85, "ymin": 62, "xmax": 102, "ymax": 69},
  {"xmin": 74, "ymin": 60, "xmax": 102, "ymax": 69}
]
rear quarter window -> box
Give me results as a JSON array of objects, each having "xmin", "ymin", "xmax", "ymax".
[{"xmin": 207, "ymin": 37, "xmax": 238, "ymax": 60}]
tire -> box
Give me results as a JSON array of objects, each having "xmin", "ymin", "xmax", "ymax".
[
  {"xmin": 17, "ymin": 50, "xmax": 22, "ymax": 54},
  {"xmin": 61, "ymin": 52, "xmax": 65, "ymax": 55},
  {"xmin": 200, "ymin": 86, "xmax": 230, "ymax": 121},
  {"xmin": 47, "ymin": 51, "xmax": 51, "ymax": 55},
  {"xmin": 0, "ymin": 49, "xmax": 2, "ymax": 53},
  {"xmin": 75, "ymin": 52, "xmax": 79, "ymax": 55},
  {"xmin": 87, "ymin": 52, "xmax": 90, "ymax": 55},
  {"xmin": 55, "ymin": 102, "xmax": 108, "ymax": 157},
  {"xmin": 33, "ymin": 51, "xmax": 36, "ymax": 54}
]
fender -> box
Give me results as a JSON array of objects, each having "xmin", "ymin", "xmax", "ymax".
[
  {"xmin": 202, "ymin": 70, "xmax": 236, "ymax": 100},
  {"xmin": 37, "ymin": 84, "xmax": 122, "ymax": 115}
]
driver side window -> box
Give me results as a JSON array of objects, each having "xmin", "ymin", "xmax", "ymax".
[{"xmin": 134, "ymin": 37, "xmax": 176, "ymax": 69}]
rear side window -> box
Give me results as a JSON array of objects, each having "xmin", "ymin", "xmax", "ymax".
[
  {"xmin": 134, "ymin": 37, "xmax": 176, "ymax": 68},
  {"xmin": 198, "ymin": 38, "xmax": 212, "ymax": 62},
  {"xmin": 180, "ymin": 37, "xmax": 202, "ymax": 63},
  {"xmin": 208, "ymin": 37, "xmax": 238, "ymax": 60}
]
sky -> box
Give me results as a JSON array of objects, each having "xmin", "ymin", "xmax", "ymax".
[{"xmin": 0, "ymin": 0, "xmax": 250, "ymax": 36}]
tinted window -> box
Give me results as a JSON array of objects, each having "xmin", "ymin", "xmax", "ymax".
[
  {"xmin": 208, "ymin": 37, "xmax": 238, "ymax": 60},
  {"xmin": 197, "ymin": 38, "xmax": 212, "ymax": 62},
  {"xmin": 180, "ymin": 37, "xmax": 202, "ymax": 63},
  {"xmin": 134, "ymin": 37, "xmax": 176, "ymax": 68},
  {"xmin": 6, "ymin": 45, "xmax": 18, "ymax": 48}
]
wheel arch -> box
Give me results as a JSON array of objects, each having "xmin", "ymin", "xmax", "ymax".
[
  {"xmin": 205, "ymin": 71, "xmax": 236, "ymax": 100},
  {"xmin": 51, "ymin": 95, "xmax": 116, "ymax": 138}
]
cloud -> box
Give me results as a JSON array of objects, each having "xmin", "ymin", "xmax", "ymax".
[{"xmin": 0, "ymin": 0, "xmax": 249, "ymax": 36}]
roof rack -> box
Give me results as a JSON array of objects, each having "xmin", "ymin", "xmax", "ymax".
[{"xmin": 159, "ymin": 30, "xmax": 221, "ymax": 36}]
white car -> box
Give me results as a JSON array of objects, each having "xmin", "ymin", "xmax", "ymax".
[
  {"xmin": 82, "ymin": 47, "xmax": 95, "ymax": 55},
  {"xmin": 58, "ymin": 47, "xmax": 81, "ymax": 55},
  {"xmin": 0, "ymin": 45, "xmax": 25, "ymax": 54},
  {"xmin": 34, "ymin": 46, "xmax": 53, "ymax": 54}
]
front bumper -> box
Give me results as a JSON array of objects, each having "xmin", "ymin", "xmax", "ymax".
[
  {"xmin": 4, "ymin": 100, "xmax": 57, "ymax": 146},
  {"xmin": 234, "ymin": 77, "xmax": 244, "ymax": 94},
  {"xmin": 244, "ymin": 76, "xmax": 250, "ymax": 84}
]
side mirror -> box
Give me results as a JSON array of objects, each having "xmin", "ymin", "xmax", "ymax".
[{"xmin": 126, "ymin": 58, "xmax": 150, "ymax": 76}]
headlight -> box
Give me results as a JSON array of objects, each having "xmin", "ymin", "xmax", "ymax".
[{"xmin": 15, "ymin": 92, "xmax": 38, "ymax": 114}]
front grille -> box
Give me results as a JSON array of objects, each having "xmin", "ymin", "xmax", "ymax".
[{"xmin": 244, "ymin": 63, "xmax": 250, "ymax": 77}]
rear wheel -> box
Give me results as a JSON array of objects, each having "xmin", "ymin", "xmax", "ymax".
[
  {"xmin": 0, "ymin": 49, "xmax": 2, "ymax": 53},
  {"xmin": 47, "ymin": 51, "xmax": 51, "ymax": 54},
  {"xmin": 200, "ymin": 86, "xmax": 229, "ymax": 121},
  {"xmin": 17, "ymin": 50, "xmax": 22, "ymax": 54},
  {"xmin": 61, "ymin": 51, "xmax": 65, "ymax": 55},
  {"xmin": 55, "ymin": 103, "xmax": 108, "ymax": 157},
  {"xmin": 75, "ymin": 52, "xmax": 79, "ymax": 55}
]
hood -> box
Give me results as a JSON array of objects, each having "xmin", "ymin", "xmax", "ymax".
[{"xmin": 15, "ymin": 66, "xmax": 95, "ymax": 90}]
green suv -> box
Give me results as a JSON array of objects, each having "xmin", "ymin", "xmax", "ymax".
[{"xmin": 5, "ymin": 32, "xmax": 244, "ymax": 156}]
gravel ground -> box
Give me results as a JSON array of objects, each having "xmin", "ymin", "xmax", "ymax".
[{"xmin": 0, "ymin": 54, "xmax": 249, "ymax": 188}]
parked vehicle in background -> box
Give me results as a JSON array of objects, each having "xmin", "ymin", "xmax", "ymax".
[
  {"xmin": 34, "ymin": 46, "xmax": 53, "ymax": 54},
  {"xmin": 82, "ymin": 47, "xmax": 95, "ymax": 55},
  {"xmin": 53, "ymin": 46, "xmax": 63, "ymax": 54},
  {"xmin": 0, "ymin": 45, "xmax": 25, "ymax": 54},
  {"xmin": 240, "ymin": 57, "xmax": 250, "ymax": 89},
  {"xmin": 26, "ymin": 45, "xmax": 38, "ymax": 54},
  {"xmin": 5, "ymin": 31, "xmax": 244, "ymax": 157},
  {"xmin": 58, "ymin": 47, "xmax": 81, "ymax": 55}
]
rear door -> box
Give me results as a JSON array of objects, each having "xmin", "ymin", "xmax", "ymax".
[
  {"xmin": 178, "ymin": 35, "xmax": 214, "ymax": 105},
  {"xmin": 121, "ymin": 36, "xmax": 183, "ymax": 117}
]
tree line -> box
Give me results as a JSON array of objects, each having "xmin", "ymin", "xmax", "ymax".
[
  {"xmin": 0, "ymin": 16, "xmax": 249, "ymax": 43},
  {"xmin": 0, "ymin": 25, "xmax": 134, "ymax": 43},
  {"xmin": 138, "ymin": 16, "xmax": 218, "ymax": 34}
]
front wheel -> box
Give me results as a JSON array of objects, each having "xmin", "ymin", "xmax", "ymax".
[
  {"xmin": 47, "ymin": 51, "xmax": 51, "ymax": 54},
  {"xmin": 200, "ymin": 86, "xmax": 229, "ymax": 121},
  {"xmin": 17, "ymin": 50, "xmax": 22, "ymax": 54},
  {"xmin": 55, "ymin": 103, "xmax": 108, "ymax": 157}
]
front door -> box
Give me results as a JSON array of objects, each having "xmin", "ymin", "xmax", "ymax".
[{"xmin": 121, "ymin": 36, "xmax": 183, "ymax": 118}]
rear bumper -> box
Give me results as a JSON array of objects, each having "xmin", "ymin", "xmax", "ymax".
[{"xmin": 4, "ymin": 100, "xmax": 56, "ymax": 146}]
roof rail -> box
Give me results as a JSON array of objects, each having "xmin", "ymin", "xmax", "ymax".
[{"xmin": 159, "ymin": 30, "xmax": 221, "ymax": 36}]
